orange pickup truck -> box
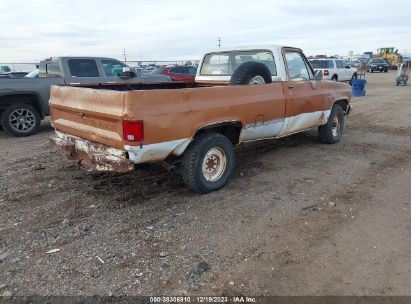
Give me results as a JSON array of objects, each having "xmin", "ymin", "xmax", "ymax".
[{"xmin": 50, "ymin": 45, "xmax": 352, "ymax": 193}]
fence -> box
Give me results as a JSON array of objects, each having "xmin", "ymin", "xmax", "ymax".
[{"xmin": 0, "ymin": 63, "xmax": 37, "ymax": 72}]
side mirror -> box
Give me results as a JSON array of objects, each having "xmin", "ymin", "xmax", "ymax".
[
  {"xmin": 314, "ymin": 69, "xmax": 323, "ymax": 81},
  {"xmin": 121, "ymin": 67, "xmax": 135, "ymax": 80}
]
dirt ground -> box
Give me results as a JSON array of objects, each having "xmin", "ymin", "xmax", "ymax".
[{"xmin": 0, "ymin": 71, "xmax": 410, "ymax": 297}]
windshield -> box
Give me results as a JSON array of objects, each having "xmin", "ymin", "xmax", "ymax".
[
  {"xmin": 200, "ymin": 50, "xmax": 277, "ymax": 76},
  {"xmin": 25, "ymin": 69, "xmax": 39, "ymax": 78},
  {"xmin": 372, "ymin": 59, "xmax": 386, "ymax": 63}
]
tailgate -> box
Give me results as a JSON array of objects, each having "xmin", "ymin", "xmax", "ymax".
[{"xmin": 50, "ymin": 85, "xmax": 126, "ymax": 149}]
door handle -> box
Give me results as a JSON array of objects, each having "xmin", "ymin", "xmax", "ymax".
[{"xmin": 288, "ymin": 85, "xmax": 295, "ymax": 89}]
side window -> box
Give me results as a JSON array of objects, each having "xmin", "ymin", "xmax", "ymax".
[
  {"xmin": 336, "ymin": 60, "xmax": 345, "ymax": 69},
  {"xmin": 285, "ymin": 52, "xmax": 310, "ymax": 81},
  {"xmin": 68, "ymin": 59, "xmax": 99, "ymax": 77},
  {"xmin": 169, "ymin": 67, "xmax": 179, "ymax": 74},
  {"xmin": 101, "ymin": 59, "xmax": 127, "ymax": 77}
]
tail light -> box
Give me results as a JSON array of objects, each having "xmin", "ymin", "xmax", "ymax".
[
  {"xmin": 324, "ymin": 69, "xmax": 329, "ymax": 76},
  {"xmin": 123, "ymin": 120, "xmax": 144, "ymax": 142}
]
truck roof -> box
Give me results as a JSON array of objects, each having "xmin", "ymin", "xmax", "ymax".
[
  {"xmin": 44, "ymin": 56, "xmax": 126, "ymax": 61},
  {"xmin": 204, "ymin": 45, "xmax": 298, "ymax": 54}
]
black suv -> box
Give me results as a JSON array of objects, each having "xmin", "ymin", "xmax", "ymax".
[{"xmin": 367, "ymin": 59, "xmax": 388, "ymax": 73}]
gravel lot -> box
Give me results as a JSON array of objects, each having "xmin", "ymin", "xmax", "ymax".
[{"xmin": 0, "ymin": 71, "xmax": 410, "ymax": 297}]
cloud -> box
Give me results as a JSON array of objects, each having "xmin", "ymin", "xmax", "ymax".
[{"xmin": 0, "ymin": 0, "xmax": 410, "ymax": 62}]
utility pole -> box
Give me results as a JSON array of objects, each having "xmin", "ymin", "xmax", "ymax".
[
  {"xmin": 217, "ymin": 37, "xmax": 221, "ymax": 48},
  {"xmin": 123, "ymin": 49, "xmax": 127, "ymax": 63}
]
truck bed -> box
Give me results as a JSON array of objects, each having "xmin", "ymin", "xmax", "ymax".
[{"xmin": 50, "ymin": 81, "xmax": 288, "ymax": 149}]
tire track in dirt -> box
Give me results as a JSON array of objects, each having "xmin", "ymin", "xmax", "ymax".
[{"xmin": 193, "ymin": 146, "xmax": 411, "ymax": 295}]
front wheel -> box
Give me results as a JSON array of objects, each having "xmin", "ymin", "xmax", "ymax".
[
  {"xmin": 318, "ymin": 104, "xmax": 345, "ymax": 144},
  {"xmin": 181, "ymin": 133, "xmax": 234, "ymax": 193},
  {"xmin": 1, "ymin": 103, "xmax": 41, "ymax": 137}
]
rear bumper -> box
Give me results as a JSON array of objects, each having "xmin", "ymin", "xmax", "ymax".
[{"xmin": 50, "ymin": 131, "xmax": 134, "ymax": 173}]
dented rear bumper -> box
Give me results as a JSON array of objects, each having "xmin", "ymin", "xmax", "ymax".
[{"xmin": 50, "ymin": 131, "xmax": 135, "ymax": 173}]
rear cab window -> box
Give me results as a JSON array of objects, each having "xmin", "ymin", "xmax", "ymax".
[
  {"xmin": 200, "ymin": 50, "xmax": 277, "ymax": 76},
  {"xmin": 68, "ymin": 59, "xmax": 100, "ymax": 77}
]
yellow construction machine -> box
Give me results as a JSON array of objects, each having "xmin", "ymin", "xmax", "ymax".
[{"xmin": 373, "ymin": 47, "xmax": 403, "ymax": 68}]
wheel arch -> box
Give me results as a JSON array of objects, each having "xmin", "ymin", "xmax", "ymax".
[
  {"xmin": 0, "ymin": 93, "xmax": 45, "ymax": 118},
  {"xmin": 194, "ymin": 120, "xmax": 243, "ymax": 145},
  {"xmin": 333, "ymin": 99, "xmax": 349, "ymax": 113}
]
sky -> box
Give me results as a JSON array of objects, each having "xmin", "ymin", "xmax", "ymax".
[{"xmin": 0, "ymin": 0, "xmax": 410, "ymax": 62}]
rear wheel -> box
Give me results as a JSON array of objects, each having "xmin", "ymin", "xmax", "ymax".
[
  {"xmin": 181, "ymin": 133, "xmax": 234, "ymax": 193},
  {"xmin": 318, "ymin": 104, "xmax": 344, "ymax": 144},
  {"xmin": 0, "ymin": 103, "xmax": 40, "ymax": 137},
  {"xmin": 331, "ymin": 75, "xmax": 338, "ymax": 81}
]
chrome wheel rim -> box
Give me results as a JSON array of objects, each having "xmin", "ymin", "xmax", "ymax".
[
  {"xmin": 9, "ymin": 108, "xmax": 36, "ymax": 132},
  {"xmin": 202, "ymin": 147, "xmax": 227, "ymax": 182},
  {"xmin": 249, "ymin": 75, "xmax": 266, "ymax": 85},
  {"xmin": 332, "ymin": 116, "xmax": 340, "ymax": 137}
]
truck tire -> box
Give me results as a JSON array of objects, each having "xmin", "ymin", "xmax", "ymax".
[
  {"xmin": 331, "ymin": 75, "xmax": 338, "ymax": 81},
  {"xmin": 229, "ymin": 62, "xmax": 272, "ymax": 85},
  {"xmin": 0, "ymin": 103, "xmax": 41, "ymax": 137},
  {"xmin": 181, "ymin": 133, "xmax": 234, "ymax": 193},
  {"xmin": 318, "ymin": 104, "xmax": 344, "ymax": 144}
]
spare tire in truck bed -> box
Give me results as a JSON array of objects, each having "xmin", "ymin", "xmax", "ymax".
[{"xmin": 229, "ymin": 61, "xmax": 272, "ymax": 85}]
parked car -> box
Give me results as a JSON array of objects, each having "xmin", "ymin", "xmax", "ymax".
[
  {"xmin": 367, "ymin": 58, "xmax": 388, "ymax": 73},
  {"xmin": 0, "ymin": 65, "xmax": 11, "ymax": 73},
  {"xmin": 402, "ymin": 56, "xmax": 411, "ymax": 64},
  {"xmin": 151, "ymin": 65, "xmax": 197, "ymax": 81},
  {"xmin": 309, "ymin": 58, "xmax": 358, "ymax": 83},
  {"xmin": 0, "ymin": 57, "xmax": 172, "ymax": 137},
  {"xmin": 50, "ymin": 45, "xmax": 352, "ymax": 193}
]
